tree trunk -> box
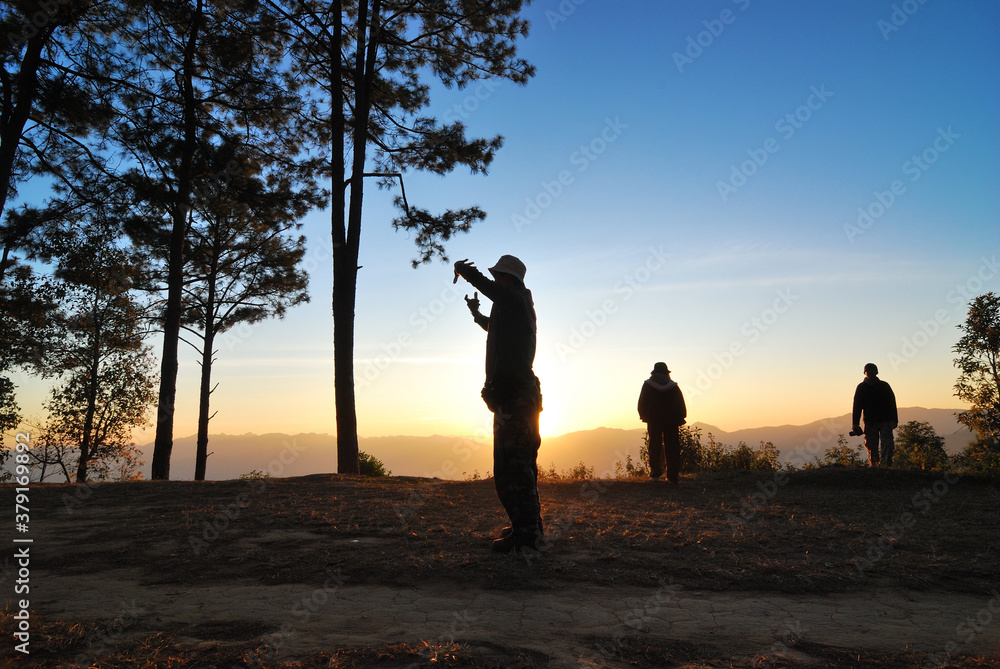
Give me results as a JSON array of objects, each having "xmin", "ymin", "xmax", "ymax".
[
  {"xmin": 194, "ymin": 324, "xmax": 215, "ymax": 480},
  {"xmin": 0, "ymin": 29, "xmax": 47, "ymax": 283},
  {"xmin": 330, "ymin": 0, "xmax": 357, "ymax": 474},
  {"xmin": 151, "ymin": 0, "xmax": 204, "ymax": 480},
  {"xmin": 76, "ymin": 293, "xmax": 102, "ymax": 483},
  {"xmin": 195, "ymin": 248, "xmax": 219, "ymax": 481}
]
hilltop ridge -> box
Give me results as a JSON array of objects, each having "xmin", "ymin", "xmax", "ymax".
[{"xmin": 137, "ymin": 407, "xmax": 974, "ymax": 481}]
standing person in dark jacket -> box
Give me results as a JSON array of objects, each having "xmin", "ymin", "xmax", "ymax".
[
  {"xmin": 638, "ymin": 362, "xmax": 687, "ymax": 484},
  {"xmin": 454, "ymin": 255, "xmax": 543, "ymax": 553},
  {"xmin": 852, "ymin": 363, "xmax": 898, "ymax": 467}
]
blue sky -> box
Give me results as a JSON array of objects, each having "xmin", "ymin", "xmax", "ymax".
[{"xmin": 11, "ymin": 0, "xmax": 1000, "ymax": 446}]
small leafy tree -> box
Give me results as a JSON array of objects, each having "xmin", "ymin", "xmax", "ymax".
[
  {"xmin": 46, "ymin": 223, "xmax": 156, "ymax": 482},
  {"xmin": 894, "ymin": 421, "xmax": 949, "ymax": 470},
  {"xmin": 957, "ymin": 437, "xmax": 1000, "ymax": 473},
  {"xmin": 808, "ymin": 435, "xmax": 867, "ymax": 468},
  {"xmin": 180, "ymin": 141, "xmax": 318, "ymax": 481},
  {"xmin": 358, "ymin": 450, "xmax": 390, "ymax": 477},
  {"xmin": 953, "ymin": 292, "xmax": 1000, "ymax": 443}
]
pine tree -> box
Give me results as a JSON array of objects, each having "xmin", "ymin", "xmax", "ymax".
[{"xmin": 278, "ymin": 0, "xmax": 535, "ymax": 472}]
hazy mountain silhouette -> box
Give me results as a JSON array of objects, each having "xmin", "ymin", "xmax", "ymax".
[{"xmin": 138, "ymin": 407, "xmax": 974, "ymax": 481}]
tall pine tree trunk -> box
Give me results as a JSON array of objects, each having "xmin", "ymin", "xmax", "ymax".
[
  {"xmin": 76, "ymin": 300, "xmax": 102, "ymax": 483},
  {"xmin": 194, "ymin": 256, "xmax": 218, "ymax": 480},
  {"xmin": 333, "ymin": 0, "xmax": 381, "ymax": 474},
  {"xmin": 0, "ymin": 29, "xmax": 47, "ymax": 283},
  {"xmin": 194, "ymin": 324, "xmax": 215, "ymax": 480},
  {"xmin": 330, "ymin": 0, "xmax": 354, "ymax": 473},
  {"xmin": 151, "ymin": 0, "xmax": 204, "ymax": 480}
]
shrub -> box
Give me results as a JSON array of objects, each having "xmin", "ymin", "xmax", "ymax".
[
  {"xmin": 639, "ymin": 426, "xmax": 780, "ymax": 473},
  {"xmin": 894, "ymin": 421, "xmax": 949, "ymax": 470},
  {"xmin": 566, "ymin": 461, "xmax": 595, "ymax": 480},
  {"xmin": 956, "ymin": 436, "xmax": 1000, "ymax": 473},
  {"xmin": 358, "ymin": 451, "xmax": 391, "ymax": 477},
  {"xmin": 807, "ymin": 435, "xmax": 867, "ymax": 468}
]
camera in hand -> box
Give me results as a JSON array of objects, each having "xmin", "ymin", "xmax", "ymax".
[{"xmin": 849, "ymin": 426, "xmax": 864, "ymax": 437}]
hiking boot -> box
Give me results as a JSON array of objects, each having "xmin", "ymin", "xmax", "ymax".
[
  {"xmin": 498, "ymin": 526, "xmax": 513, "ymax": 539},
  {"xmin": 491, "ymin": 532, "xmax": 542, "ymax": 554},
  {"xmin": 491, "ymin": 535, "xmax": 518, "ymax": 553}
]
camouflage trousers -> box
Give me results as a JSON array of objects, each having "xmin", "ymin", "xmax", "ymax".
[
  {"xmin": 647, "ymin": 421, "xmax": 681, "ymax": 482},
  {"xmin": 493, "ymin": 396, "xmax": 543, "ymax": 543},
  {"xmin": 864, "ymin": 421, "xmax": 895, "ymax": 467}
]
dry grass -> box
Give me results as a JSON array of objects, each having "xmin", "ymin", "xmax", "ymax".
[{"xmin": 2, "ymin": 467, "xmax": 999, "ymax": 667}]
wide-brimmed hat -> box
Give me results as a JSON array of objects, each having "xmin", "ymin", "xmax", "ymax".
[
  {"xmin": 488, "ymin": 254, "xmax": 526, "ymax": 282},
  {"xmin": 651, "ymin": 362, "xmax": 670, "ymax": 375}
]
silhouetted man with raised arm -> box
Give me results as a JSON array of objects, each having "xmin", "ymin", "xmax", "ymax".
[
  {"xmin": 454, "ymin": 255, "xmax": 543, "ymax": 553},
  {"xmin": 852, "ymin": 363, "xmax": 898, "ymax": 467}
]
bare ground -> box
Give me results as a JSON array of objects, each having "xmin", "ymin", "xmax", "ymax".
[{"xmin": 2, "ymin": 467, "xmax": 1000, "ymax": 668}]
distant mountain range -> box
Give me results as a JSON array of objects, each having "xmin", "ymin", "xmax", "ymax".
[{"xmin": 139, "ymin": 407, "xmax": 974, "ymax": 481}]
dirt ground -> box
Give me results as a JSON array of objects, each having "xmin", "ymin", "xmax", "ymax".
[{"xmin": 3, "ymin": 468, "xmax": 1000, "ymax": 668}]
